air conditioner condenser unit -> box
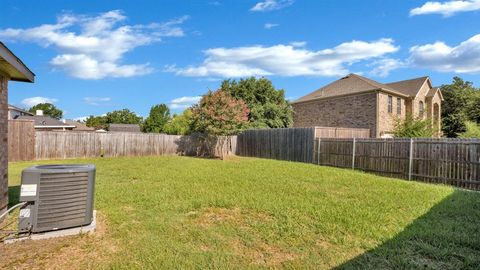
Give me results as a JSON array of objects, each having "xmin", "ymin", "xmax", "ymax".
[{"xmin": 18, "ymin": 164, "xmax": 96, "ymax": 233}]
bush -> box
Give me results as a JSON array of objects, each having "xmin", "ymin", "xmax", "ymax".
[
  {"xmin": 393, "ymin": 116, "xmax": 436, "ymax": 138},
  {"xmin": 458, "ymin": 121, "xmax": 480, "ymax": 138},
  {"xmin": 163, "ymin": 109, "xmax": 193, "ymax": 135}
]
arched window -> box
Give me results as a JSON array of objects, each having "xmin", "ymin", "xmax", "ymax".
[{"xmin": 419, "ymin": 101, "xmax": 424, "ymax": 118}]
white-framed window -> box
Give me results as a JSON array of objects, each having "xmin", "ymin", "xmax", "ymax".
[{"xmin": 387, "ymin": 95, "xmax": 393, "ymax": 113}]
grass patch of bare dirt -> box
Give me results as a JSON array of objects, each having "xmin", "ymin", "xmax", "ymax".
[{"xmin": 0, "ymin": 212, "xmax": 117, "ymax": 270}]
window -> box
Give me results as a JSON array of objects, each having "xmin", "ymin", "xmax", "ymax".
[
  {"xmin": 387, "ymin": 95, "xmax": 392, "ymax": 113},
  {"xmin": 419, "ymin": 101, "xmax": 424, "ymax": 118},
  {"xmin": 397, "ymin": 97, "xmax": 401, "ymax": 115}
]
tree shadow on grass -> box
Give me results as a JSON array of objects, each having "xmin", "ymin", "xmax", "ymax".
[
  {"xmin": 335, "ymin": 190, "xmax": 480, "ymax": 269},
  {"xmin": 8, "ymin": 185, "xmax": 20, "ymax": 207}
]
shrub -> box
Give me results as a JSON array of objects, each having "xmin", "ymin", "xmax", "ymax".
[
  {"xmin": 393, "ymin": 116, "xmax": 436, "ymax": 138},
  {"xmin": 458, "ymin": 121, "xmax": 480, "ymax": 138}
]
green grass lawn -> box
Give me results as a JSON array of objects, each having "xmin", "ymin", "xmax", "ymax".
[{"xmin": 4, "ymin": 156, "xmax": 480, "ymax": 269}]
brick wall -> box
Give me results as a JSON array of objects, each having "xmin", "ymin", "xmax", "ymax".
[
  {"xmin": 377, "ymin": 92, "xmax": 407, "ymax": 137},
  {"xmin": 0, "ymin": 75, "xmax": 7, "ymax": 215},
  {"xmin": 292, "ymin": 92, "xmax": 378, "ymax": 138}
]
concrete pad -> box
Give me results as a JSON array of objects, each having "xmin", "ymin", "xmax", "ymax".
[{"xmin": 5, "ymin": 210, "xmax": 96, "ymax": 244}]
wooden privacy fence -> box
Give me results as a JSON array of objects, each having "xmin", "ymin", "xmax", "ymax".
[
  {"xmin": 237, "ymin": 128, "xmax": 316, "ymax": 163},
  {"xmin": 8, "ymin": 120, "xmax": 35, "ymax": 162},
  {"xmin": 314, "ymin": 127, "xmax": 370, "ymax": 138},
  {"xmin": 34, "ymin": 132, "xmax": 237, "ymax": 160},
  {"xmin": 314, "ymin": 138, "xmax": 480, "ymax": 190}
]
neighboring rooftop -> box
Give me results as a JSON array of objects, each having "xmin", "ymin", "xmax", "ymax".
[
  {"xmin": 0, "ymin": 42, "xmax": 35, "ymax": 82},
  {"xmin": 294, "ymin": 74, "xmax": 431, "ymax": 103},
  {"xmin": 8, "ymin": 104, "xmax": 33, "ymax": 116},
  {"xmin": 16, "ymin": 115, "xmax": 76, "ymax": 129},
  {"xmin": 64, "ymin": 119, "xmax": 95, "ymax": 131},
  {"xmin": 109, "ymin": 124, "xmax": 142, "ymax": 133}
]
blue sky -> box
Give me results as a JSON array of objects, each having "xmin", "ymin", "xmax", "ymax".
[{"xmin": 2, "ymin": 0, "xmax": 480, "ymax": 120}]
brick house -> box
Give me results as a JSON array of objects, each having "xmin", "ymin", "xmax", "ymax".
[
  {"xmin": 0, "ymin": 42, "xmax": 34, "ymax": 216},
  {"xmin": 292, "ymin": 74, "xmax": 443, "ymax": 138}
]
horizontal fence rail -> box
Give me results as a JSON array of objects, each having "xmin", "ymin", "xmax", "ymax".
[
  {"xmin": 34, "ymin": 132, "xmax": 237, "ymax": 160},
  {"xmin": 314, "ymin": 138, "xmax": 480, "ymax": 190}
]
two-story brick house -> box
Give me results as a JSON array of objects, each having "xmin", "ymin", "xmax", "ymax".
[{"xmin": 292, "ymin": 74, "xmax": 443, "ymax": 138}]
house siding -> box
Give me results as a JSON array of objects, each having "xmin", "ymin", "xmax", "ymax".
[
  {"xmin": 292, "ymin": 92, "xmax": 377, "ymax": 138},
  {"xmin": 377, "ymin": 92, "xmax": 407, "ymax": 137},
  {"xmin": 0, "ymin": 75, "xmax": 8, "ymax": 215}
]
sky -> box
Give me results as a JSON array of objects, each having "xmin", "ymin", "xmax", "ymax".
[{"xmin": 1, "ymin": 0, "xmax": 480, "ymax": 121}]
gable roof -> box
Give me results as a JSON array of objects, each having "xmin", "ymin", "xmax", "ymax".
[
  {"xmin": 426, "ymin": 87, "xmax": 444, "ymax": 101},
  {"xmin": 0, "ymin": 42, "xmax": 35, "ymax": 82},
  {"xmin": 385, "ymin": 76, "xmax": 429, "ymax": 97},
  {"xmin": 294, "ymin": 74, "xmax": 408, "ymax": 103},
  {"xmin": 16, "ymin": 115, "xmax": 75, "ymax": 128},
  {"xmin": 8, "ymin": 104, "xmax": 33, "ymax": 116}
]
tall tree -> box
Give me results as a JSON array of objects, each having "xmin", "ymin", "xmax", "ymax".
[
  {"xmin": 106, "ymin": 109, "xmax": 142, "ymax": 125},
  {"xmin": 191, "ymin": 90, "xmax": 249, "ymax": 158},
  {"xmin": 28, "ymin": 103, "xmax": 63, "ymax": 119},
  {"xmin": 163, "ymin": 109, "xmax": 193, "ymax": 135},
  {"xmin": 221, "ymin": 77, "xmax": 293, "ymax": 128},
  {"xmin": 143, "ymin": 104, "xmax": 170, "ymax": 133},
  {"xmin": 191, "ymin": 90, "xmax": 249, "ymax": 135},
  {"xmin": 85, "ymin": 115, "xmax": 108, "ymax": 130},
  {"xmin": 440, "ymin": 77, "xmax": 477, "ymax": 137}
]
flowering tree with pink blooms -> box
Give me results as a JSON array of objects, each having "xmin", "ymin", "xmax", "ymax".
[
  {"xmin": 190, "ymin": 89, "xmax": 249, "ymax": 158},
  {"xmin": 191, "ymin": 89, "xmax": 249, "ymax": 136}
]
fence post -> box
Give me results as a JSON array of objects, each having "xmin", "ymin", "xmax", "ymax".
[
  {"xmin": 408, "ymin": 138, "xmax": 414, "ymax": 180},
  {"xmin": 317, "ymin": 138, "xmax": 321, "ymax": 165},
  {"xmin": 352, "ymin": 137, "xmax": 356, "ymax": 170}
]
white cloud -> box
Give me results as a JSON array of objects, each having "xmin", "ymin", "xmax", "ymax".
[
  {"xmin": 73, "ymin": 116, "xmax": 89, "ymax": 122},
  {"xmin": 21, "ymin": 96, "xmax": 59, "ymax": 107},
  {"xmin": 169, "ymin": 96, "xmax": 202, "ymax": 109},
  {"xmin": 409, "ymin": 34, "xmax": 480, "ymax": 73},
  {"xmin": 251, "ymin": 0, "xmax": 294, "ymax": 12},
  {"xmin": 168, "ymin": 38, "xmax": 399, "ymax": 78},
  {"xmin": 369, "ymin": 58, "xmax": 405, "ymax": 77},
  {"xmin": 0, "ymin": 10, "xmax": 188, "ymax": 79},
  {"xmin": 410, "ymin": 0, "xmax": 480, "ymax": 17},
  {"xmin": 264, "ymin": 23, "xmax": 279, "ymax": 29},
  {"xmin": 83, "ymin": 97, "xmax": 111, "ymax": 106},
  {"xmin": 290, "ymin": 41, "xmax": 306, "ymax": 47}
]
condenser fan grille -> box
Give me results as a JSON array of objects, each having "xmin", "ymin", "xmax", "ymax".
[{"xmin": 37, "ymin": 172, "xmax": 89, "ymax": 230}]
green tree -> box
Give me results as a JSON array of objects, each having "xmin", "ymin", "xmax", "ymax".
[
  {"xmin": 393, "ymin": 116, "xmax": 436, "ymax": 138},
  {"xmin": 440, "ymin": 77, "xmax": 477, "ymax": 137},
  {"xmin": 163, "ymin": 109, "xmax": 193, "ymax": 135},
  {"xmin": 28, "ymin": 103, "xmax": 63, "ymax": 119},
  {"xmin": 467, "ymin": 95, "xmax": 480, "ymax": 124},
  {"xmin": 221, "ymin": 77, "xmax": 293, "ymax": 128},
  {"xmin": 191, "ymin": 90, "xmax": 249, "ymax": 135},
  {"xmin": 458, "ymin": 121, "xmax": 480, "ymax": 138},
  {"xmin": 85, "ymin": 115, "xmax": 108, "ymax": 130},
  {"xmin": 106, "ymin": 109, "xmax": 142, "ymax": 125},
  {"xmin": 143, "ymin": 104, "xmax": 170, "ymax": 133},
  {"xmin": 442, "ymin": 113, "xmax": 467, "ymax": 138}
]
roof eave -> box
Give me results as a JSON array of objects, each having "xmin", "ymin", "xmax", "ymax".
[
  {"xmin": 34, "ymin": 125, "xmax": 76, "ymax": 128},
  {"xmin": 0, "ymin": 42, "xmax": 35, "ymax": 83},
  {"xmin": 292, "ymin": 88, "xmax": 409, "ymax": 104}
]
